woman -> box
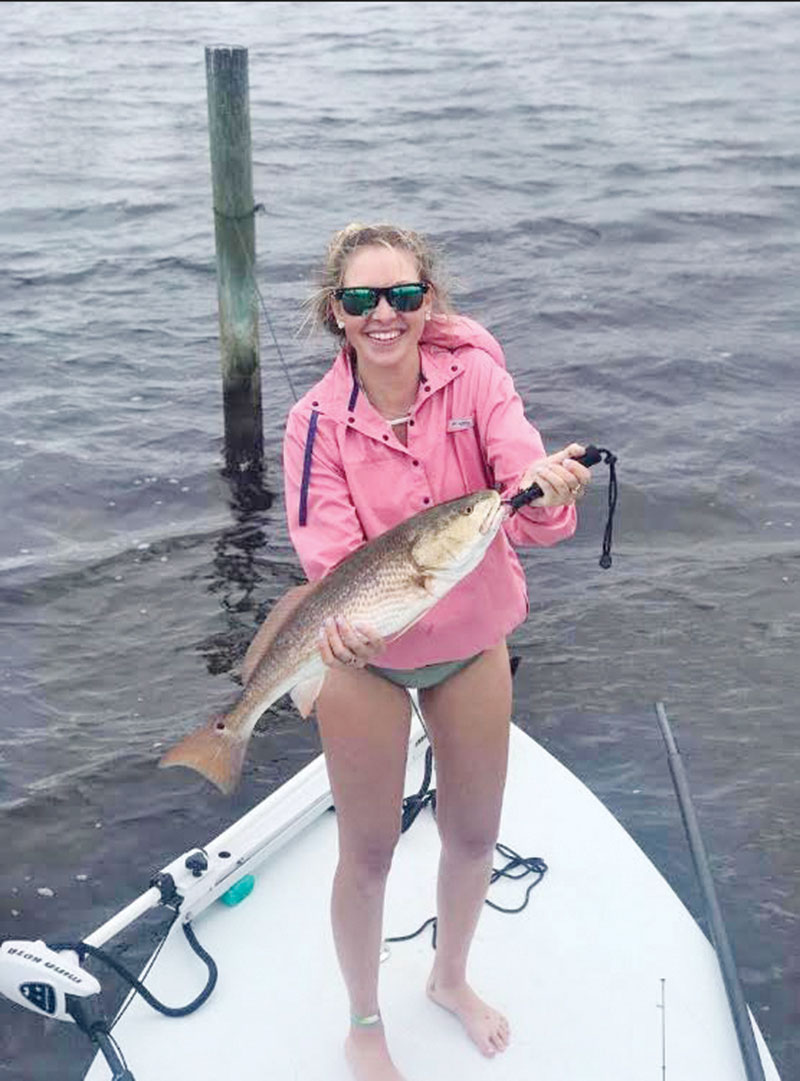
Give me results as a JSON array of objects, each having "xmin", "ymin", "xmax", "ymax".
[{"xmin": 282, "ymin": 223, "xmax": 591, "ymax": 1081}]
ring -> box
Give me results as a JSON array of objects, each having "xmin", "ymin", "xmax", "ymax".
[
  {"xmin": 573, "ymin": 485, "xmax": 584, "ymax": 498},
  {"xmin": 345, "ymin": 656, "xmax": 358, "ymax": 666}
]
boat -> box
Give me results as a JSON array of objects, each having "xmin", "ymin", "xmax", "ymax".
[{"xmin": 1, "ymin": 698, "xmax": 781, "ymax": 1080}]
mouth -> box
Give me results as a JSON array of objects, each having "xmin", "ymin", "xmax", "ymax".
[
  {"xmin": 479, "ymin": 495, "xmax": 506, "ymax": 535},
  {"xmin": 365, "ymin": 328, "xmax": 405, "ymax": 345}
]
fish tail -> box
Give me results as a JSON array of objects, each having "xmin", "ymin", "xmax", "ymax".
[{"xmin": 158, "ymin": 713, "xmax": 248, "ymax": 795}]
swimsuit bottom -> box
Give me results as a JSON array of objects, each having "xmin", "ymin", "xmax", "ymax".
[{"xmin": 366, "ymin": 652, "xmax": 481, "ymax": 691}]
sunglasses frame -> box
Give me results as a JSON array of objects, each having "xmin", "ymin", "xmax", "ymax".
[{"xmin": 334, "ymin": 281, "xmax": 430, "ymax": 317}]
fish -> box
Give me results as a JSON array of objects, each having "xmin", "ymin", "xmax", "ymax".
[{"xmin": 158, "ymin": 488, "xmax": 506, "ymax": 794}]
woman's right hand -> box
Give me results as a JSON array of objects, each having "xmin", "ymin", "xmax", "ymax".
[{"xmin": 318, "ymin": 616, "xmax": 386, "ymax": 670}]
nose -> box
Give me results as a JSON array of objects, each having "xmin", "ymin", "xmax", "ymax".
[{"xmin": 370, "ymin": 294, "xmax": 397, "ymax": 320}]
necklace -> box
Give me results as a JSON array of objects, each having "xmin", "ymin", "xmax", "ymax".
[{"xmin": 356, "ymin": 369, "xmax": 421, "ymax": 427}]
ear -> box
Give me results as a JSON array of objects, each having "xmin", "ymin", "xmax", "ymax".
[
  {"xmin": 423, "ymin": 282, "xmax": 436, "ymax": 320},
  {"xmin": 329, "ymin": 297, "xmax": 346, "ymax": 331}
]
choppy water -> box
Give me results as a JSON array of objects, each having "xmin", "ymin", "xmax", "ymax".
[{"xmin": 1, "ymin": 2, "xmax": 798, "ymax": 1077}]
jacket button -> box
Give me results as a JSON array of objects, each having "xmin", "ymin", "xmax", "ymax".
[
  {"xmin": 312, "ymin": 400, "xmax": 319, "ymax": 407},
  {"xmin": 382, "ymin": 434, "xmax": 389, "ymax": 441},
  {"xmin": 408, "ymin": 419, "xmax": 415, "ymax": 426},
  {"xmin": 451, "ymin": 365, "xmax": 458, "ymax": 372},
  {"xmin": 423, "ymin": 385, "xmax": 431, "ymax": 392},
  {"xmin": 412, "ymin": 459, "xmax": 419, "ymax": 466},
  {"xmin": 348, "ymin": 416, "xmax": 355, "ymax": 424},
  {"xmin": 423, "ymin": 497, "xmax": 430, "ymax": 505}
]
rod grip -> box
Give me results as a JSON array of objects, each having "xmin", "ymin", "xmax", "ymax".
[{"xmin": 508, "ymin": 444, "xmax": 602, "ymax": 509}]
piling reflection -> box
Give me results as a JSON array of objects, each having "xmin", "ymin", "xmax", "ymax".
[{"xmin": 198, "ymin": 465, "xmax": 275, "ymax": 678}]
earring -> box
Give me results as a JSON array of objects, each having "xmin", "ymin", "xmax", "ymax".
[
  {"xmin": 337, "ymin": 320, "xmax": 345, "ymax": 329},
  {"xmin": 424, "ymin": 311, "xmax": 431, "ymax": 322}
]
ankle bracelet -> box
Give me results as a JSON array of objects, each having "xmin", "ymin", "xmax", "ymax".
[{"xmin": 350, "ymin": 1011, "xmax": 382, "ymax": 1027}]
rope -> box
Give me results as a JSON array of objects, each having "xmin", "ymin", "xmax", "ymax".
[
  {"xmin": 388, "ymin": 696, "xmax": 548, "ymax": 948},
  {"xmin": 599, "ymin": 448, "xmax": 618, "ymax": 569},
  {"xmin": 51, "ymin": 918, "xmax": 217, "ymax": 1020},
  {"xmin": 223, "ymin": 202, "xmax": 300, "ymax": 404},
  {"xmin": 384, "ymin": 842, "xmax": 548, "ymax": 950},
  {"xmin": 508, "ymin": 444, "xmax": 619, "ymax": 568}
]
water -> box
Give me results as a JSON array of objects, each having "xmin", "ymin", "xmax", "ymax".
[{"xmin": 1, "ymin": 1, "xmax": 798, "ymax": 1076}]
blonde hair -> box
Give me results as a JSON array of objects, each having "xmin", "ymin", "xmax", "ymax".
[{"xmin": 305, "ymin": 222, "xmax": 452, "ymax": 339}]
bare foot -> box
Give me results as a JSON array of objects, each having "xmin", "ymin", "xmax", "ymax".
[
  {"xmin": 345, "ymin": 1023, "xmax": 408, "ymax": 1081},
  {"xmin": 426, "ymin": 975, "xmax": 511, "ymax": 1056}
]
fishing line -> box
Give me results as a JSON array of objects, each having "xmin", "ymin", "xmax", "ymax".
[
  {"xmin": 215, "ymin": 202, "xmax": 300, "ymax": 404},
  {"xmin": 107, "ymin": 906, "xmax": 181, "ymax": 1029}
]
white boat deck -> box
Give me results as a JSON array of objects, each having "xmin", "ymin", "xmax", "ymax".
[{"xmin": 86, "ymin": 723, "xmax": 780, "ymax": 1081}]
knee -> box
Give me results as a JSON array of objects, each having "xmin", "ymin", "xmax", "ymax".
[
  {"xmin": 340, "ymin": 830, "xmax": 400, "ymax": 884},
  {"xmin": 439, "ymin": 824, "xmax": 498, "ymax": 864}
]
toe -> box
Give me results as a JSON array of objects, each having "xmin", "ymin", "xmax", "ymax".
[
  {"xmin": 479, "ymin": 1026, "xmax": 497, "ymax": 1057},
  {"xmin": 493, "ymin": 1014, "xmax": 510, "ymax": 1051}
]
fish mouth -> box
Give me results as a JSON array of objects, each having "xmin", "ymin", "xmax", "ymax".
[{"xmin": 479, "ymin": 495, "xmax": 507, "ymax": 535}]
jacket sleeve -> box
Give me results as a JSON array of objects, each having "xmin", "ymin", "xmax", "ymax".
[
  {"xmin": 283, "ymin": 406, "xmax": 367, "ymax": 581},
  {"xmin": 473, "ymin": 354, "xmax": 577, "ymax": 549}
]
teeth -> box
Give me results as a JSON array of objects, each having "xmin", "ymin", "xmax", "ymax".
[{"xmin": 369, "ymin": 331, "xmax": 402, "ymax": 341}]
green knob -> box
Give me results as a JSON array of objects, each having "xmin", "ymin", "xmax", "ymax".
[{"xmin": 219, "ymin": 874, "xmax": 255, "ymax": 906}]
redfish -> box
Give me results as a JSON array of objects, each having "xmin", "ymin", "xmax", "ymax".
[{"xmin": 159, "ymin": 489, "xmax": 505, "ymax": 793}]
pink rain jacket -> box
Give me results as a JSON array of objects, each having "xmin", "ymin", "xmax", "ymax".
[{"xmin": 283, "ymin": 315, "xmax": 577, "ymax": 668}]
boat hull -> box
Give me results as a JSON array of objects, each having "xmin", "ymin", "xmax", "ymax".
[{"xmin": 85, "ymin": 720, "xmax": 781, "ymax": 1080}]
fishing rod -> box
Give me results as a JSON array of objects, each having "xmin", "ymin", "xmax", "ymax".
[{"xmin": 655, "ymin": 702, "xmax": 766, "ymax": 1081}]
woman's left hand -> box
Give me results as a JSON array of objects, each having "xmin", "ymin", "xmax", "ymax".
[{"xmin": 516, "ymin": 442, "xmax": 592, "ymax": 508}]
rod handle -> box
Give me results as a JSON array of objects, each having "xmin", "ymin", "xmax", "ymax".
[{"xmin": 507, "ymin": 444, "xmax": 603, "ymax": 509}]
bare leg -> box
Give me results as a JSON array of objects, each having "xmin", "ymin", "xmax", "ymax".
[
  {"xmin": 316, "ymin": 665, "xmax": 412, "ymax": 1081},
  {"xmin": 420, "ymin": 641, "xmax": 512, "ymax": 1056}
]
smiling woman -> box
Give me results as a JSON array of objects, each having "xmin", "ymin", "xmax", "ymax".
[
  {"xmin": 266, "ymin": 222, "xmax": 593, "ymax": 1080},
  {"xmin": 334, "ymin": 244, "xmax": 434, "ymax": 430}
]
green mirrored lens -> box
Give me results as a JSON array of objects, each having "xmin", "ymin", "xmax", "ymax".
[
  {"xmin": 340, "ymin": 289, "xmax": 378, "ymax": 315},
  {"xmin": 388, "ymin": 284, "xmax": 426, "ymax": 311}
]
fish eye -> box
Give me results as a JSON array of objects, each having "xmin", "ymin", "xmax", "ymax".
[{"xmin": 464, "ymin": 505, "xmax": 473, "ymax": 515}]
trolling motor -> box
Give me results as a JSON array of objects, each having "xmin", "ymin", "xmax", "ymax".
[
  {"xmin": 506, "ymin": 444, "xmax": 618, "ymax": 568},
  {"xmin": 0, "ymin": 939, "xmax": 134, "ymax": 1079},
  {"xmin": 0, "ymin": 864, "xmax": 217, "ymax": 1080}
]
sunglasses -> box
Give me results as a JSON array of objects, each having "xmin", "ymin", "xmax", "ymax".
[{"xmin": 334, "ymin": 281, "xmax": 429, "ymax": 317}]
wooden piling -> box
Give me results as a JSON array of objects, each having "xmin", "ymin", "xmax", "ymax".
[{"xmin": 205, "ymin": 45, "xmax": 263, "ymax": 480}]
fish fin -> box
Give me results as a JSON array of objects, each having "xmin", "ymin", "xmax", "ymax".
[
  {"xmin": 241, "ymin": 582, "xmax": 317, "ymax": 684},
  {"xmin": 158, "ymin": 714, "xmax": 248, "ymax": 795},
  {"xmin": 417, "ymin": 572, "xmax": 436, "ymax": 595},
  {"xmin": 290, "ymin": 671, "xmax": 327, "ymax": 718}
]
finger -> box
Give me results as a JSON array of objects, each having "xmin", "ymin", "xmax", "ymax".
[
  {"xmin": 335, "ymin": 616, "xmax": 373, "ymax": 664},
  {"xmin": 561, "ymin": 458, "xmax": 592, "ymax": 486},
  {"xmin": 323, "ymin": 616, "xmax": 358, "ymax": 667},
  {"xmin": 562, "ymin": 441, "xmax": 586, "ymax": 460},
  {"xmin": 529, "ymin": 466, "xmax": 570, "ymax": 505},
  {"xmin": 540, "ymin": 464, "xmax": 587, "ymax": 506},
  {"xmin": 317, "ymin": 624, "xmax": 338, "ymax": 668},
  {"xmin": 547, "ymin": 443, "xmax": 585, "ymax": 466},
  {"xmin": 352, "ymin": 625, "xmax": 386, "ymax": 657}
]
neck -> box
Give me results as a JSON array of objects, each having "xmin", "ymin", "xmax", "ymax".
[{"xmin": 355, "ymin": 356, "xmax": 421, "ymax": 422}]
